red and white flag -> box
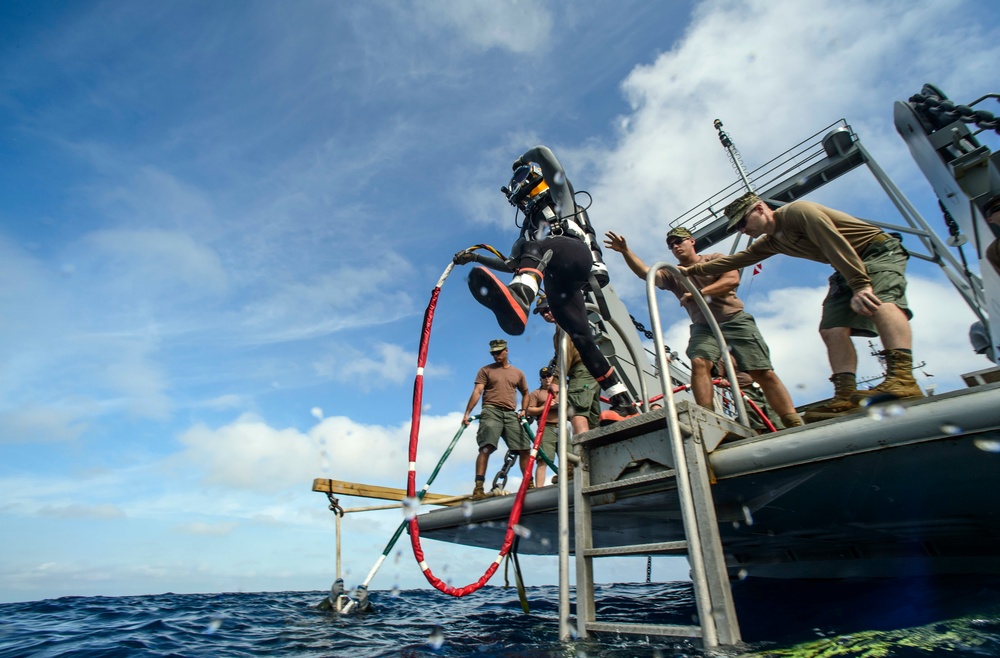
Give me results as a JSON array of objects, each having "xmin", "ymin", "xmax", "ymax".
[{"xmin": 752, "ymin": 263, "xmax": 763, "ymax": 276}]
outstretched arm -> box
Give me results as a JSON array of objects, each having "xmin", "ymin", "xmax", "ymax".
[
  {"xmin": 603, "ymin": 231, "xmax": 650, "ymax": 280},
  {"xmin": 453, "ymin": 249, "xmax": 514, "ymax": 272}
]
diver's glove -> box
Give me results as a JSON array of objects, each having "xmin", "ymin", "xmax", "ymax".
[{"xmin": 453, "ymin": 249, "xmax": 476, "ymax": 265}]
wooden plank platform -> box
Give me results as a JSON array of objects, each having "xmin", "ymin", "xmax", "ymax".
[{"xmin": 311, "ymin": 478, "xmax": 463, "ymax": 506}]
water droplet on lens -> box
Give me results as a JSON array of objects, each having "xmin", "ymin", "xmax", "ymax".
[
  {"xmin": 479, "ymin": 286, "xmax": 489, "ymax": 297},
  {"xmin": 311, "ymin": 407, "xmax": 324, "ymax": 420},
  {"xmin": 204, "ymin": 618, "xmax": 222, "ymax": 634},
  {"xmin": 540, "ymin": 537, "xmax": 550, "ymax": 547},
  {"xmin": 401, "ymin": 497, "xmax": 420, "ymax": 520},
  {"xmin": 737, "ymin": 568, "xmax": 749, "ymax": 580},
  {"xmin": 940, "ymin": 423, "xmax": 962, "ymax": 435},
  {"xmin": 974, "ymin": 438, "xmax": 1000, "ymax": 453},
  {"xmin": 427, "ymin": 625, "xmax": 445, "ymax": 649},
  {"xmin": 391, "ymin": 585, "xmax": 401, "ymax": 597},
  {"xmin": 513, "ymin": 524, "xmax": 531, "ymax": 539},
  {"xmin": 461, "ymin": 501, "xmax": 474, "ymax": 518},
  {"xmin": 703, "ymin": 295, "xmax": 713, "ymax": 304},
  {"xmin": 553, "ymin": 172, "xmax": 565, "ymax": 185},
  {"xmin": 741, "ymin": 505, "xmax": 754, "ymax": 526}
]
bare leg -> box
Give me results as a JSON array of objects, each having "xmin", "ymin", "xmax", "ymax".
[
  {"xmin": 690, "ymin": 357, "xmax": 715, "ymax": 410},
  {"xmin": 535, "ymin": 463, "xmax": 547, "ymax": 487},
  {"xmin": 871, "ymin": 303, "xmax": 912, "ymax": 351},
  {"xmin": 747, "ymin": 369, "xmax": 797, "ymax": 417},
  {"xmin": 475, "ymin": 446, "xmax": 493, "ymax": 478},
  {"xmin": 819, "ymin": 326, "xmax": 857, "ymax": 373}
]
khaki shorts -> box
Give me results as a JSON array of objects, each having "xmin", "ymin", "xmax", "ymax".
[
  {"xmin": 567, "ymin": 363, "xmax": 601, "ymax": 430},
  {"xmin": 476, "ymin": 405, "xmax": 529, "ymax": 451},
  {"xmin": 687, "ymin": 311, "xmax": 773, "ymax": 372},
  {"xmin": 820, "ymin": 236, "xmax": 912, "ymax": 337}
]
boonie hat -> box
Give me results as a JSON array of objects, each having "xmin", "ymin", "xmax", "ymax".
[
  {"xmin": 489, "ymin": 339, "xmax": 508, "ymax": 353},
  {"xmin": 724, "ymin": 192, "xmax": 762, "ymax": 231},
  {"xmin": 666, "ymin": 226, "xmax": 693, "ymax": 244}
]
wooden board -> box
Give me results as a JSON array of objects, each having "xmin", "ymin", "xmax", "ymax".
[{"xmin": 312, "ymin": 478, "xmax": 462, "ymax": 505}]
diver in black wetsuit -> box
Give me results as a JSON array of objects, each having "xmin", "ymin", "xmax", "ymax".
[{"xmin": 454, "ymin": 145, "xmax": 638, "ymax": 420}]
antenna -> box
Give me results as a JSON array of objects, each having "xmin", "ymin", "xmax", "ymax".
[{"xmin": 714, "ymin": 119, "xmax": 754, "ymax": 194}]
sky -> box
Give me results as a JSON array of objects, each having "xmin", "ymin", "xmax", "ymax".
[{"xmin": 1, "ymin": 0, "xmax": 999, "ymax": 604}]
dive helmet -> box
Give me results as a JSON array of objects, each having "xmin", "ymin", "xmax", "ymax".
[{"xmin": 502, "ymin": 162, "xmax": 549, "ymax": 212}]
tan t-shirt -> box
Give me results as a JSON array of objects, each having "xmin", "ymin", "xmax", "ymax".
[
  {"xmin": 686, "ymin": 200, "xmax": 884, "ymax": 291},
  {"xmin": 526, "ymin": 388, "xmax": 557, "ymax": 425},
  {"xmin": 654, "ymin": 252, "xmax": 743, "ymax": 324},
  {"xmin": 475, "ymin": 363, "xmax": 528, "ymax": 410}
]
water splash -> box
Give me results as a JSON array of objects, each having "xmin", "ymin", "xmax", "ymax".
[
  {"xmin": 401, "ymin": 497, "xmax": 420, "ymax": 520},
  {"xmin": 427, "ymin": 625, "xmax": 445, "ymax": 649}
]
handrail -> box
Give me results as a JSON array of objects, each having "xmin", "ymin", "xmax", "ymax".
[
  {"xmin": 643, "ymin": 262, "xmax": 749, "ymax": 647},
  {"xmin": 556, "ymin": 329, "xmax": 572, "ymax": 641}
]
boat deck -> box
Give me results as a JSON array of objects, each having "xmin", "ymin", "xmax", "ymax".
[{"xmin": 415, "ymin": 381, "xmax": 1000, "ymax": 578}]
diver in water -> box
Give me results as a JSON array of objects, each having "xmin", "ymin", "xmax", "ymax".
[{"xmin": 454, "ymin": 145, "xmax": 638, "ymax": 420}]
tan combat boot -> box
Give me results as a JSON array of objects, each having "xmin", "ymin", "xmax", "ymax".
[
  {"xmin": 471, "ymin": 481, "xmax": 487, "ymax": 500},
  {"xmin": 802, "ymin": 373, "xmax": 861, "ymax": 423},
  {"xmin": 780, "ymin": 413, "xmax": 804, "ymax": 428},
  {"xmin": 851, "ymin": 349, "xmax": 924, "ymax": 404}
]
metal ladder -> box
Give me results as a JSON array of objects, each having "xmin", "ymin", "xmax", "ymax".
[
  {"xmin": 571, "ymin": 263, "xmax": 750, "ymax": 648},
  {"xmin": 571, "ymin": 404, "xmax": 749, "ymax": 647}
]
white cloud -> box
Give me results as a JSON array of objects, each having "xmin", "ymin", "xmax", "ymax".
[
  {"xmin": 36, "ymin": 504, "xmax": 126, "ymax": 519},
  {"xmin": 0, "ymin": 405, "xmax": 88, "ymax": 444},
  {"xmin": 588, "ymin": 0, "xmax": 1000, "ymax": 262},
  {"xmin": 313, "ymin": 342, "xmax": 452, "ymax": 390},
  {"xmin": 79, "ymin": 228, "xmax": 229, "ymax": 297},
  {"xmin": 414, "ymin": 0, "xmax": 553, "ymax": 54},
  {"xmin": 176, "ymin": 411, "xmax": 477, "ymax": 494},
  {"xmin": 176, "ymin": 521, "xmax": 238, "ymax": 536}
]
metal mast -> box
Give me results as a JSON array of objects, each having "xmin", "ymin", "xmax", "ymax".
[{"xmin": 714, "ymin": 119, "xmax": 754, "ymax": 194}]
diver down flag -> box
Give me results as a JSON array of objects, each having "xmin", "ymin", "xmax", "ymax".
[{"xmin": 752, "ymin": 263, "xmax": 763, "ymax": 275}]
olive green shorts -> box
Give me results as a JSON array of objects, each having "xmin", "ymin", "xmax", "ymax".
[
  {"xmin": 533, "ymin": 423, "xmax": 558, "ymax": 464},
  {"xmin": 567, "ymin": 364, "xmax": 601, "ymax": 430},
  {"xmin": 687, "ymin": 311, "xmax": 773, "ymax": 372},
  {"xmin": 820, "ymin": 236, "xmax": 912, "ymax": 337},
  {"xmin": 476, "ymin": 405, "xmax": 529, "ymax": 451}
]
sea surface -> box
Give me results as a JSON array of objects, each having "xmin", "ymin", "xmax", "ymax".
[{"xmin": 3, "ymin": 577, "xmax": 1000, "ymax": 657}]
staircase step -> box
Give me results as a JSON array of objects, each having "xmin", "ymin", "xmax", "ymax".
[
  {"xmin": 583, "ymin": 540, "xmax": 687, "ymax": 557},
  {"xmin": 585, "ymin": 621, "xmax": 703, "ymax": 638},
  {"xmin": 582, "ymin": 469, "xmax": 676, "ymax": 495}
]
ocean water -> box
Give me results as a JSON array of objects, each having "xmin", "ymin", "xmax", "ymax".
[{"xmin": 2, "ymin": 578, "xmax": 1000, "ymax": 657}]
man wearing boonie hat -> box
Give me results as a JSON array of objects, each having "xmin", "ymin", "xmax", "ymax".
[
  {"xmin": 679, "ymin": 192, "xmax": 922, "ymax": 422},
  {"xmin": 604, "ymin": 226, "xmax": 802, "ymax": 428},
  {"xmin": 461, "ymin": 338, "xmax": 530, "ymax": 500},
  {"xmin": 982, "ymin": 193, "xmax": 1000, "ymax": 276},
  {"xmin": 524, "ymin": 364, "xmax": 559, "ymax": 486}
]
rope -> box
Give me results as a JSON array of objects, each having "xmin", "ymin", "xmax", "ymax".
[{"xmin": 407, "ymin": 250, "xmax": 556, "ymax": 597}]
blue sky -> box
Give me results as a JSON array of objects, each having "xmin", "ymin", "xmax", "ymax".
[{"xmin": 2, "ymin": 0, "xmax": 999, "ymax": 604}]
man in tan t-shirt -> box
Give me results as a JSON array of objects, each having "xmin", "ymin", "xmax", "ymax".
[
  {"xmin": 605, "ymin": 226, "xmax": 801, "ymax": 428},
  {"xmin": 681, "ymin": 193, "xmax": 921, "ymax": 420},
  {"xmin": 462, "ymin": 339, "xmax": 530, "ymax": 500}
]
